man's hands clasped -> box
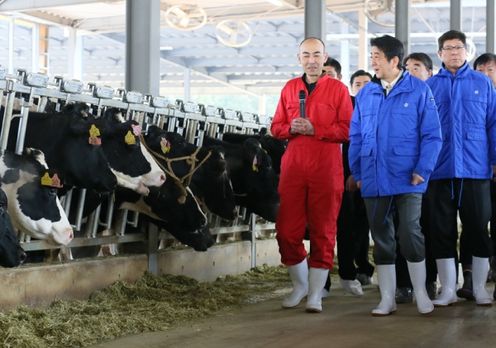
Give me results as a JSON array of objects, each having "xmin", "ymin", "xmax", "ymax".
[{"xmin": 290, "ymin": 117, "xmax": 314, "ymax": 135}]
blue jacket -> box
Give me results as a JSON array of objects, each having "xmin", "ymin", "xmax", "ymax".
[
  {"xmin": 426, "ymin": 62, "xmax": 496, "ymax": 180},
  {"xmin": 349, "ymin": 71, "xmax": 442, "ymax": 197}
]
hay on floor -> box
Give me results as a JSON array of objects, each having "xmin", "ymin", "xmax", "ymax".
[{"xmin": 0, "ymin": 265, "xmax": 290, "ymax": 348}]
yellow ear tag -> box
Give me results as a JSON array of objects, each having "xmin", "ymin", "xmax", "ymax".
[
  {"xmin": 89, "ymin": 124, "xmax": 100, "ymax": 137},
  {"xmin": 41, "ymin": 172, "xmax": 52, "ymax": 186},
  {"xmin": 88, "ymin": 124, "xmax": 102, "ymax": 146},
  {"xmin": 125, "ymin": 130, "xmax": 136, "ymax": 145},
  {"xmin": 252, "ymin": 156, "xmax": 259, "ymax": 172},
  {"xmin": 41, "ymin": 172, "xmax": 63, "ymax": 188},
  {"xmin": 160, "ymin": 138, "xmax": 171, "ymax": 154}
]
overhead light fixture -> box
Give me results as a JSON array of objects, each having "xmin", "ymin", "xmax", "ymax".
[
  {"xmin": 364, "ymin": 0, "xmax": 395, "ymax": 28},
  {"xmin": 215, "ymin": 20, "xmax": 253, "ymax": 48},
  {"xmin": 160, "ymin": 45, "xmax": 174, "ymax": 51},
  {"xmin": 266, "ymin": 0, "xmax": 284, "ymax": 6},
  {"xmin": 164, "ymin": 4, "xmax": 207, "ymax": 31}
]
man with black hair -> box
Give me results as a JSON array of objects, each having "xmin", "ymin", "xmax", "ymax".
[
  {"xmin": 350, "ymin": 70, "xmax": 373, "ymax": 94},
  {"xmin": 271, "ymin": 37, "xmax": 352, "ymax": 313},
  {"xmin": 336, "ymin": 69, "xmax": 374, "ymax": 297},
  {"xmin": 349, "ymin": 35, "xmax": 442, "ymax": 316},
  {"xmin": 474, "ymin": 53, "xmax": 496, "ymax": 87},
  {"xmin": 394, "ymin": 52, "xmax": 437, "ymax": 304},
  {"xmin": 455, "ymin": 51, "xmax": 496, "ymax": 302},
  {"xmin": 404, "ymin": 52, "xmax": 434, "ymax": 81},
  {"xmin": 425, "ymin": 30, "xmax": 496, "ymax": 307},
  {"xmin": 322, "ymin": 57, "xmax": 342, "ymax": 80}
]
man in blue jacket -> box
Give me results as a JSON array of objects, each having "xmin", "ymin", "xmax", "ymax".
[
  {"xmin": 425, "ymin": 30, "xmax": 496, "ymax": 307},
  {"xmin": 349, "ymin": 35, "xmax": 442, "ymax": 316}
]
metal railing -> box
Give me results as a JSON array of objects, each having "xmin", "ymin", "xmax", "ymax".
[{"xmin": 0, "ymin": 66, "xmax": 275, "ymax": 273}]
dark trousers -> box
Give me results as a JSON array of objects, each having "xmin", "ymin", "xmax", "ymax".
[
  {"xmin": 395, "ymin": 198, "xmax": 438, "ymax": 287},
  {"xmin": 364, "ymin": 194, "xmax": 425, "ymax": 265},
  {"xmin": 337, "ymin": 189, "xmax": 373, "ymax": 280},
  {"xmin": 459, "ymin": 180, "xmax": 496, "ymax": 266},
  {"xmin": 426, "ymin": 179, "xmax": 492, "ymax": 260}
]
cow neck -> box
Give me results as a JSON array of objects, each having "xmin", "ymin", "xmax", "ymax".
[{"xmin": 139, "ymin": 134, "xmax": 211, "ymax": 203}]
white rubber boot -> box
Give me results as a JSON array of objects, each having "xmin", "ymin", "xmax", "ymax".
[
  {"xmin": 340, "ymin": 278, "xmax": 364, "ymax": 296},
  {"xmin": 282, "ymin": 259, "xmax": 308, "ymax": 308},
  {"xmin": 432, "ymin": 258, "xmax": 458, "ymax": 307},
  {"xmin": 407, "ymin": 260, "xmax": 434, "ymax": 315},
  {"xmin": 371, "ymin": 265, "xmax": 397, "ymax": 316},
  {"xmin": 472, "ymin": 256, "xmax": 493, "ymax": 306},
  {"xmin": 306, "ymin": 268, "xmax": 329, "ymax": 313}
]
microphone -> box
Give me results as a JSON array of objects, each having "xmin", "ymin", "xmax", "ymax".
[{"xmin": 299, "ymin": 90, "xmax": 306, "ymax": 118}]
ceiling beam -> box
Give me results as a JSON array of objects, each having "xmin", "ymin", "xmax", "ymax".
[
  {"xmin": 0, "ymin": 0, "xmax": 119, "ymax": 12},
  {"xmin": 19, "ymin": 10, "xmax": 76, "ymax": 26}
]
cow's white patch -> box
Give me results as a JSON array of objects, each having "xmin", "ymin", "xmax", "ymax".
[
  {"xmin": 140, "ymin": 145, "xmax": 166, "ymax": 187},
  {"xmin": 24, "ymin": 147, "xmax": 49, "ymax": 169}
]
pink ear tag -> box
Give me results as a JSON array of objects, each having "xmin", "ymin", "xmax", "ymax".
[{"xmin": 131, "ymin": 124, "xmax": 142, "ymax": 136}]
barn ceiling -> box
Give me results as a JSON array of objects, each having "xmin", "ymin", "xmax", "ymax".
[{"xmin": 0, "ymin": 0, "xmax": 490, "ymax": 97}]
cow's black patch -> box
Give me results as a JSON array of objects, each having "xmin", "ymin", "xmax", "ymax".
[
  {"xmin": 0, "ymin": 188, "xmax": 26, "ymax": 267},
  {"xmin": 1, "ymin": 169, "xmax": 20, "ymax": 184},
  {"xmin": 16, "ymin": 181, "xmax": 61, "ymax": 221}
]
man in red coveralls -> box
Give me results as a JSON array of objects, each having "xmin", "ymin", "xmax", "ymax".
[{"xmin": 271, "ymin": 37, "xmax": 353, "ymax": 313}]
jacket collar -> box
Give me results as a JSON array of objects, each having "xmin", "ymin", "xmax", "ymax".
[
  {"xmin": 369, "ymin": 70, "xmax": 411, "ymax": 95},
  {"xmin": 437, "ymin": 61, "xmax": 470, "ymax": 78}
]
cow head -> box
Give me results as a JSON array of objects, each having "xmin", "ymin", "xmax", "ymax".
[
  {"xmin": 0, "ymin": 149, "xmax": 73, "ymax": 245},
  {"xmin": 116, "ymin": 180, "xmax": 210, "ymax": 251},
  {"xmin": 60, "ymin": 109, "xmax": 118, "ymax": 192},
  {"xmin": 259, "ymin": 135, "xmax": 286, "ymax": 176},
  {"xmin": 0, "ymin": 188, "xmax": 26, "ymax": 267},
  {"xmin": 97, "ymin": 109, "xmax": 165, "ymax": 195},
  {"xmin": 144, "ymin": 126, "xmax": 236, "ymax": 220},
  {"xmin": 237, "ymin": 138, "xmax": 280, "ymax": 222},
  {"xmin": 159, "ymin": 224, "xmax": 214, "ymax": 252},
  {"xmin": 191, "ymin": 146, "xmax": 236, "ymax": 220}
]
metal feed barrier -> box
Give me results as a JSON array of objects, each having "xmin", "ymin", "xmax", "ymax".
[{"xmin": 0, "ymin": 66, "xmax": 276, "ymax": 273}]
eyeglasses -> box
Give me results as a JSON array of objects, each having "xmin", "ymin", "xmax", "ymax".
[{"xmin": 441, "ymin": 45, "xmax": 465, "ymax": 52}]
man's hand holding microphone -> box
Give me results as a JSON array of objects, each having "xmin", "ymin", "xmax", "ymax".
[{"xmin": 290, "ymin": 89, "xmax": 315, "ymax": 135}]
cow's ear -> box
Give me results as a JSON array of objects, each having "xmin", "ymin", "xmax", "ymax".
[
  {"xmin": 146, "ymin": 125, "xmax": 163, "ymax": 137},
  {"xmin": 68, "ymin": 117, "xmax": 92, "ymax": 135}
]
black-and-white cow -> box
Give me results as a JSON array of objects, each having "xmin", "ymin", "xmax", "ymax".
[
  {"xmin": 0, "ymin": 187, "xmax": 26, "ymax": 267},
  {"xmin": 96, "ymin": 109, "xmax": 166, "ymax": 194},
  {"xmin": 144, "ymin": 126, "xmax": 236, "ymax": 220},
  {"xmin": 116, "ymin": 179, "xmax": 212, "ymax": 251},
  {"xmin": 203, "ymin": 136, "xmax": 279, "ymax": 222},
  {"xmin": 0, "ymin": 149, "xmax": 73, "ymax": 245},
  {"xmin": 3, "ymin": 106, "xmax": 118, "ymax": 193}
]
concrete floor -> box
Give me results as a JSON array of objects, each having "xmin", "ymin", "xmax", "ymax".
[{"xmin": 90, "ymin": 284, "xmax": 496, "ymax": 348}]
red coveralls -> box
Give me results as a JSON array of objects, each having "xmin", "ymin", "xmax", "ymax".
[{"xmin": 271, "ymin": 75, "xmax": 352, "ymax": 269}]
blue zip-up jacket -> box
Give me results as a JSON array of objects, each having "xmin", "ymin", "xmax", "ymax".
[
  {"xmin": 349, "ymin": 71, "xmax": 442, "ymax": 198},
  {"xmin": 426, "ymin": 62, "xmax": 496, "ymax": 180}
]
